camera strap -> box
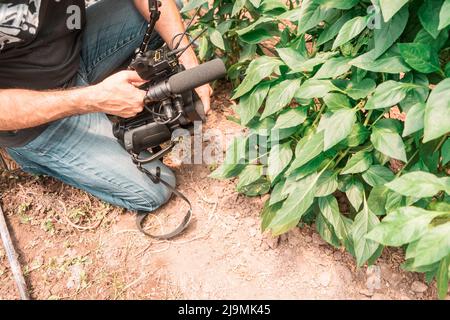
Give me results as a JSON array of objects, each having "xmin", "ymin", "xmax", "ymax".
[{"xmin": 135, "ymin": 164, "xmax": 192, "ymax": 240}]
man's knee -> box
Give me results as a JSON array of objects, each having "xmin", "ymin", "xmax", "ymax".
[{"xmin": 123, "ymin": 165, "xmax": 176, "ymax": 213}]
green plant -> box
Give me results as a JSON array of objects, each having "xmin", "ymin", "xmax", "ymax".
[
  {"xmin": 183, "ymin": 0, "xmax": 301, "ymax": 83},
  {"xmin": 192, "ymin": 0, "xmax": 450, "ymax": 298}
]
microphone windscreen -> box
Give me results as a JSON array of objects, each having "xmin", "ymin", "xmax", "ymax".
[{"xmin": 168, "ymin": 59, "xmax": 226, "ymax": 94}]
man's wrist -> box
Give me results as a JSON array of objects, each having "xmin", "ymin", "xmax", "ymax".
[
  {"xmin": 179, "ymin": 47, "xmax": 200, "ymax": 69},
  {"xmin": 75, "ymin": 85, "xmax": 102, "ymax": 114}
]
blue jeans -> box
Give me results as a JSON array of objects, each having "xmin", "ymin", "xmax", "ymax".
[{"xmin": 7, "ymin": 0, "xmax": 176, "ymax": 212}]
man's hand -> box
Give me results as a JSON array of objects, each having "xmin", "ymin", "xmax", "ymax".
[
  {"xmin": 93, "ymin": 71, "xmax": 147, "ymax": 118},
  {"xmin": 195, "ymin": 83, "xmax": 213, "ymax": 115},
  {"xmin": 180, "ymin": 56, "xmax": 213, "ymax": 115}
]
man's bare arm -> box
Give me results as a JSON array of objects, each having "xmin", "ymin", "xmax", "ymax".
[{"xmin": 0, "ymin": 71, "xmax": 146, "ymax": 131}]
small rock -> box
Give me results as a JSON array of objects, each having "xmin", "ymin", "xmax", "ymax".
[
  {"xmin": 411, "ymin": 281, "xmax": 428, "ymax": 293},
  {"xmin": 366, "ymin": 266, "xmax": 382, "ymax": 291},
  {"xmin": 304, "ymin": 235, "xmax": 313, "ymax": 243},
  {"xmin": 262, "ymin": 233, "xmax": 280, "ymax": 249},
  {"xmin": 359, "ymin": 289, "xmax": 374, "ymax": 297},
  {"xmin": 333, "ymin": 251, "xmax": 342, "ymax": 261},
  {"xmin": 280, "ymin": 233, "xmax": 288, "ymax": 243},
  {"xmin": 249, "ymin": 228, "xmax": 258, "ymax": 237},
  {"xmin": 336, "ymin": 265, "xmax": 353, "ymax": 282},
  {"xmin": 318, "ymin": 271, "xmax": 332, "ymax": 287}
]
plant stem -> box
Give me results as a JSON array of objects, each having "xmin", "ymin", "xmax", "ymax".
[
  {"xmin": 312, "ymin": 103, "xmax": 326, "ymax": 128},
  {"xmin": 369, "ymin": 113, "xmax": 385, "ymax": 129},
  {"xmin": 364, "ymin": 110, "xmax": 373, "ymax": 126},
  {"xmin": 396, "ymin": 149, "xmax": 420, "ymax": 177},
  {"xmin": 334, "ymin": 149, "xmax": 350, "ymax": 168},
  {"xmin": 434, "ymin": 134, "xmax": 449, "ymax": 153}
]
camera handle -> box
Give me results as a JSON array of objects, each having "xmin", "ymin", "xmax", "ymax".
[
  {"xmin": 135, "ymin": 164, "xmax": 192, "ymax": 240},
  {"xmin": 131, "ymin": 140, "xmax": 178, "ymax": 165},
  {"xmin": 138, "ymin": 0, "xmax": 161, "ymax": 55}
]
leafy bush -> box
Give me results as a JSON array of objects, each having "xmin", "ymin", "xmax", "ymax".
[
  {"xmin": 183, "ymin": 0, "xmax": 301, "ymax": 82},
  {"xmin": 187, "ymin": 0, "xmax": 450, "ymax": 298}
]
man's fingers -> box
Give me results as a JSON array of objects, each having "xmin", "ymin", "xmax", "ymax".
[{"xmin": 195, "ymin": 84, "xmax": 212, "ymax": 115}]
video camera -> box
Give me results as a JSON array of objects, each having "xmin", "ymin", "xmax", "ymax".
[{"xmin": 112, "ymin": 0, "xmax": 226, "ymax": 164}]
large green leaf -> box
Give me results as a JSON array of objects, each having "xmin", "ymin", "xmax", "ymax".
[
  {"xmin": 332, "ymin": 16, "xmax": 368, "ymax": 50},
  {"xmin": 341, "ymin": 151, "xmax": 373, "ymax": 175},
  {"xmin": 237, "ymin": 165, "xmax": 264, "ymax": 191},
  {"xmin": 237, "ymin": 164, "xmax": 262, "ymax": 186},
  {"xmin": 317, "ymin": 11, "xmax": 353, "ymax": 46},
  {"xmin": 319, "ymin": 195, "xmax": 350, "ymax": 242},
  {"xmin": 261, "ymin": 201, "xmax": 279, "ymax": 232},
  {"xmin": 236, "ymin": 82, "xmax": 271, "ymax": 125},
  {"xmin": 289, "ymin": 131, "xmax": 325, "ymax": 172},
  {"xmin": 321, "ymin": 109, "xmax": 356, "ymax": 151},
  {"xmin": 233, "ymin": 56, "xmax": 283, "ymax": 99},
  {"xmin": 379, "ymin": 0, "xmax": 409, "ymax": 22},
  {"xmin": 297, "ymin": 0, "xmax": 331, "ymax": 34},
  {"xmin": 315, "ymin": 0, "xmax": 359, "ymax": 10},
  {"xmin": 443, "ymin": 139, "xmax": 450, "ymax": 165},
  {"xmin": 260, "ymin": 0, "xmax": 287, "ymax": 14},
  {"xmin": 267, "ymin": 142, "xmax": 293, "ymax": 182},
  {"xmin": 437, "ymin": 255, "xmax": 450, "ymax": 299},
  {"xmin": 366, "ymin": 81, "xmax": 419, "ymax": 110},
  {"xmin": 398, "ymin": 43, "xmax": 441, "ymax": 74},
  {"xmin": 373, "ymin": 6, "xmax": 409, "ymax": 58},
  {"xmin": 351, "ymin": 53, "xmax": 411, "ymax": 74},
  {"xmin": 210, "ymin": 137, "xmax": 247, "ymax": 179},
  {"xmin": 180, "ymin": 0, "xmax": 207, "ymax": 13},
  {"xmin": 276, "ymin": 47, "xmax": 307, "ymax": 71},
  {"xmin": 316, "ymin": 211, "xmax": 341, "ymax": 248},
  {"xmin": 313, "ymin": 57, "xmax": 352, "ymax": 79},
  {"xmin": 418, "ymin": 0, "xmax": 444, "ymax": 39},
  {"xmin": 268, "ymin": 173, "xmax": 321, "ymax": 235},
  {"xmin": 351, "ymin": 198, "xmax": 382, "ymax": 267},
  {"xmin": 403, "ymin": 102, "xmax": 425, "ymax": 137},
  {"xmin": 367, "ymin": 185, "xmax": 389, "ymax": 216},
  {"xmin": 386, "ymin": 171, "xmax": 449, "ymax": 197},
  {"xmin": 261, "ymin": 80, "xmax": 301, "ymax": 119},
  {"xmin": 345, "ymin": 123, "xmax": 371, "ymax": 147},
  {"xmin": 423, "ymin": 78, "xmax": 450, "ymax": 143},
  {"xmin": 291, "ymin": 52, "xmax": 337, "ymax": 73},
  {"xmin": 231, "ymin": 0, "xmax": 246, "ymax": 16},
  {"xmin": 343, "ymin": 177, "xmax": 364, "ymax": 211},
  {"xmin": 413, "ymin": 222, "xmax": 450, "ymax": 267},
  {"xmin": 362, "ymin": 165, "xmax": 395, "ymax": 187},
  {"xmin": 236, "ymin": 17, "xmax": 278, "ymax": 44},
  {"xmin": 438, "ymin": 0, "xmax": 450, "ymax": 30},
  {"xmin": 366, "ymin": 207, "xmax": 447, "ymax": 246},
  {"xmin": 344, "ymin": 78, "xmax": 377, "ymax": 100},
  {"xmin": 315, "ymin": 171, "xmax": 339, "ymax": 197},
  {"xmin": 323, "ymin": 92, "xmax": 352, "ymax": 111},
  {"xmin": 273, "ymin": 107, "xmax": 308, "ymax": 130},
  {"xmin": 295, "ymin": 79, "xmax": 339, "ymax": 99},
  {"xmin": 209, "ymin": 28, "xmax": 225, "ymax": 50},
  {"xmin": 371, "ymin": 119, "xmax": 407, "ymax": 162}
]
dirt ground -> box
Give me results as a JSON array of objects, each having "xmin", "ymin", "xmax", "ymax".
[{"xmin": 0, "ymin": 85, "xmax": 440, "ymax": 300}]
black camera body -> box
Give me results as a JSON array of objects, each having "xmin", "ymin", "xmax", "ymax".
[
  {"xmin": 112, "ymin": 45, "xmax": 206, "ymax": 157},
  {"xmin": 112, "ymin": 0, "xmax": 226, "ymax": 164}
]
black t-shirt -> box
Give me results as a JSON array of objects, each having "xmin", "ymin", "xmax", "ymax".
[{"xmin": 0, "ymin": 0, "xmax": 86, "ymax": 147}]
